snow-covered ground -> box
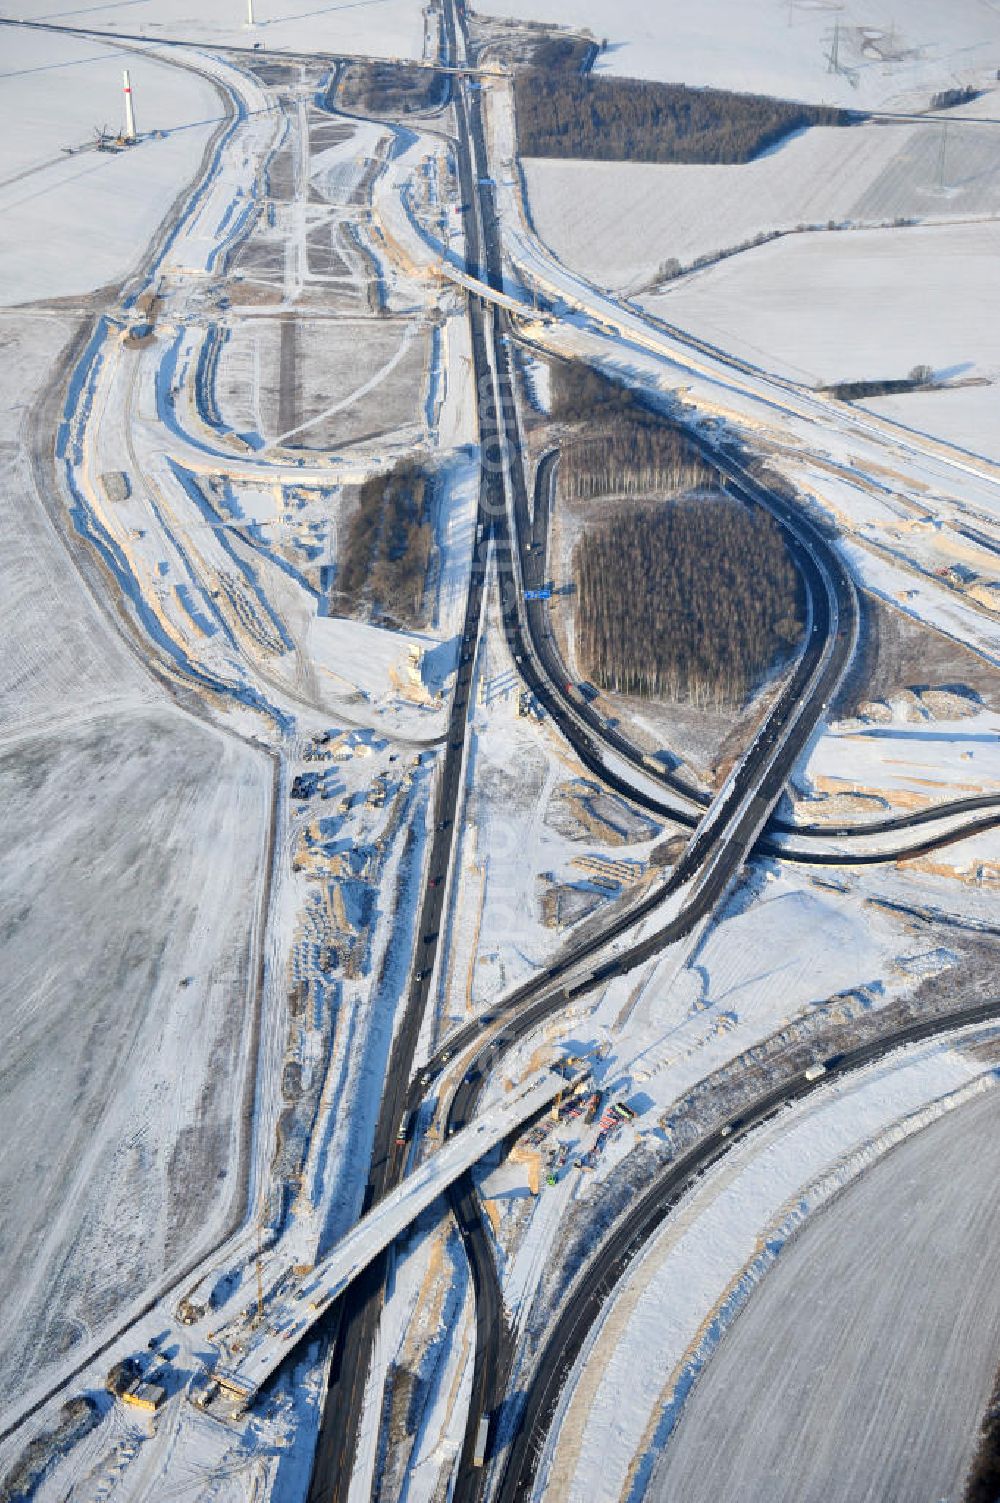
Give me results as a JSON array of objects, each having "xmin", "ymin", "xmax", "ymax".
[
  {"xmin": 522, "ymin": 143, "xmax": 1000, "ymax": 465},
  {"xmin": 0, "ymin": 707, "xmax": 272, "ymax": 1415},
  {"xmin": 5, "ymin": 5, "xmax": 1000, "ymax": 1499},
  {"xmin": 4, "ymin": 0, "xmax": 427, "ymax": 62},
  {"xmin": 473, "ymin": 853, "xmax": 972, "ymax": 1261},
  {"xmin": 0, "ymin": 30, "xmax": 224, "ymax": 304},
  {"xmin": 480, "ymin": 74, "xmax": 1000, "ymax": 668},
  {"xmin": 479, "ymin": 0, "xmax": 1000, "ymax": 110},
  {"xmin": 537, "ymin": 1032, "xmax": 1000, "ymax": 1503},
  {"xmin": 801, "ymin": 703, "xmax": 1000, "ymax": 808},
  {"xmin": 651, "ymin": 1081, "xmax": 1000, "ymax": 1503},
  {"xmin": 419, "ymin": 587, "xmax": 665, "ymax": 1047},
  {"xmin": 644, "ymin": 221, "xmax": 1000, "ymax": 437},
  {"xmin": 0, "ymin": 34, "xmax": 478, "ymax": 1492},
  {"xmin": 0, "ymin": 303, "xmax": 275, "ymax": 1428},
  {"xmin": 0, "ymin": 316, "xmax": 152, "ymax": 734}
]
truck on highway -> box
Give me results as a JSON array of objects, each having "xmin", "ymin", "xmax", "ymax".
[
  {"xmin": 804, "ymin": 1063, "xmax": 827, "ymax": 1081},
  {"xmin": 473, "ymin": 1412, "xmax": 490, "ymax": 1466},
  {"xmin": 396, "ymin": 1110, "xmax": 413, "ymax": 1146}
]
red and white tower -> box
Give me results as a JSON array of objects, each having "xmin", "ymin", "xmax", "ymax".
[{"xmin": 122, "ymin": 68, "xmax": 137, "ymax": 141}]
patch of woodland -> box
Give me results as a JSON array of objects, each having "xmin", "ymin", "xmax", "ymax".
[
  {"xmin": 549, "ymin": 358, "xmax": 656, "ymax": 423},
  {"xmin": 336, "ymin": 460, "xmax": 433, "ymax": 628},
  {"xmin": 525, "ymin": 33, "xmax": 596, "ymax": 74},
  {"xmin": 466, "ymin": 12, "xmax": 595, "ymax": 74},
  {"xmin": 336, "ymin": 61, "xmax": 445, "ymax": 116},
  {"xmin": 559, "ymin": 426, "xmax": 714, "ymax": 503},
  {"xmin": 822, "ymin": 364, "xmax": 939, "ymax": 402},
  {"xmin": 548, "ymin": 360, "xmax": 714, "ymax": 501},
  {"xmin": 930, "ymin": 85, "xmax": 981, "ymax": 111},
  {"xmin": 514, "ymin": 62, "xmax": 860, "ymax": 164},
  {"xmin": 575, "ymin": 499, "xmax": 804, "ymax": 707}
]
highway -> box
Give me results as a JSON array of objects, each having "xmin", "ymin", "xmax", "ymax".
[
  {"xmin": 303, "ymin": 496, "xmax": 490, "ymax": 1498},
  {"xmin": 304, "ymin": 23, "xmax": 513, "ymax": 1498},
  {"xmin": 520, "ymin": 451, "xmax": 1000, "ymax": 858},
  {"xmin": 2, "ymin": 12, "xmax": 992, "ymax": 1494},
  {"xmin": 493, "ymin": 997, "xmax": 1000, "ymax": 1503},
  {"xmin": 432, "ymin": 4, "xmax": 856, "ymax": 1491},
  {"xmin": 304, "ymin": 12, "xmax": 1000, "ymax": 1501}
]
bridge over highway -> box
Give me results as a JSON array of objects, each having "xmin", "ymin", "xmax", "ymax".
[
  {"xmin": 209, "ymin": 1065, "xmax": 577, "ymax": 1404},
  {"xmin": 433, "ymin": 259, "xmax": 550, "ymax": 322}
]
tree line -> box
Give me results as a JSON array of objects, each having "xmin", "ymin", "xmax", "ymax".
[
  {"xmin": 515, "ymin": 69, "xmax": 856, "ymax": 164},
  {"xmin": 548, "ymin": 360, "xmax": 713, "ymax": 501},
  {"xmin": 574, "ymin": 500, "xmax": 804, "ymax": 706},
  {"xmin": 965, "ymin": 1395, "xmax": 1000, "ymax": 1503},
  {"xmin": 336, "ymin": 460, "xmax": 433, "ymax": 628},
  {"xmin": 559, "ymin": 428, "xmax": 712, "ymax": 502}
]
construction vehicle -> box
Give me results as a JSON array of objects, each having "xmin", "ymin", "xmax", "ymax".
[
  {"xmin": 187, "ymin": 1371, "xmax": 219, "ymax": 1410},
  {"xmin": 122, "ymin": 1381, "xmax": 165, "ymax": 1414}
]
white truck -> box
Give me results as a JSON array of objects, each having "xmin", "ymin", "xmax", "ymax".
[{"xmin": 473, "ymin": 1413, "xmax": 490, "ymax": 1467}]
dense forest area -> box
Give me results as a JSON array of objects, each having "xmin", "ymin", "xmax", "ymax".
[
  {"xmin": 337, "ymin": 61, "xmax": 443, "ymax": 116},
  {"xmin": 548, "ymin": 360, "xmax": 713, "ymax": 500},
  {"xmin": 549, "ymin": 359, "xmax": 649, "ymax": 422},
  {"xmin": 560, "ymin": 427, "xmax": 712, "ymax": 502},
  {"xmin": 336, "ymin": 460, "xmax": 433, "ymax": 627},
  {"xmin": 515, "ymin": 67, "xmax": 856, "ymax": 164},
  {"xmin": 965, "ymin": 1388, "xmax": 1000, "ymax": 1503},
  {"xmin": 575, "ymin": 501, "xmax": 803, "ymax": 706}
]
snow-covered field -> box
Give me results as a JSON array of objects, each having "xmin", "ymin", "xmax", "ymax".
[
  {"xmin": 0, "ymin": 316, "xmax": 152, "ymax": 733},
  {"xmin": 480, "ymin": 0, "xmax": 999, "ymax": 110},
  {"xmin": 801, "ymin": 704, "xmax": 1000, "ymax": 808},
  {"xmin": 538, "ymin": 1035, "xmax": 1000, "ymax": 1503},
  {"xmin": 652, "ymin": 1082, "xmax": 1000, "ymax": 1503},
  {"xmin": 522, "ymin": 110, "xmax": 1000, "ymax": 293},
  {"xmin": 644, "ymin": 220, "xmax": 1000, "ymax": 396},
  {"xmin": 4, "ymin": 0, "xmax": 427, "ymax": 61},
  {"xmin": 0, "ymin": 311, "xmax": 274, "ymax": 1423},
  {"xmin": 0, "ymin": 708, "xmax": 271, "ymax": 1415},
  {"xmin": 863, "ymin": 379, "xmax": 1000, "ymax": 468},
  {"xmin": 0, "ymin": 30, "xmax": 224, "ymax": 304}
]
